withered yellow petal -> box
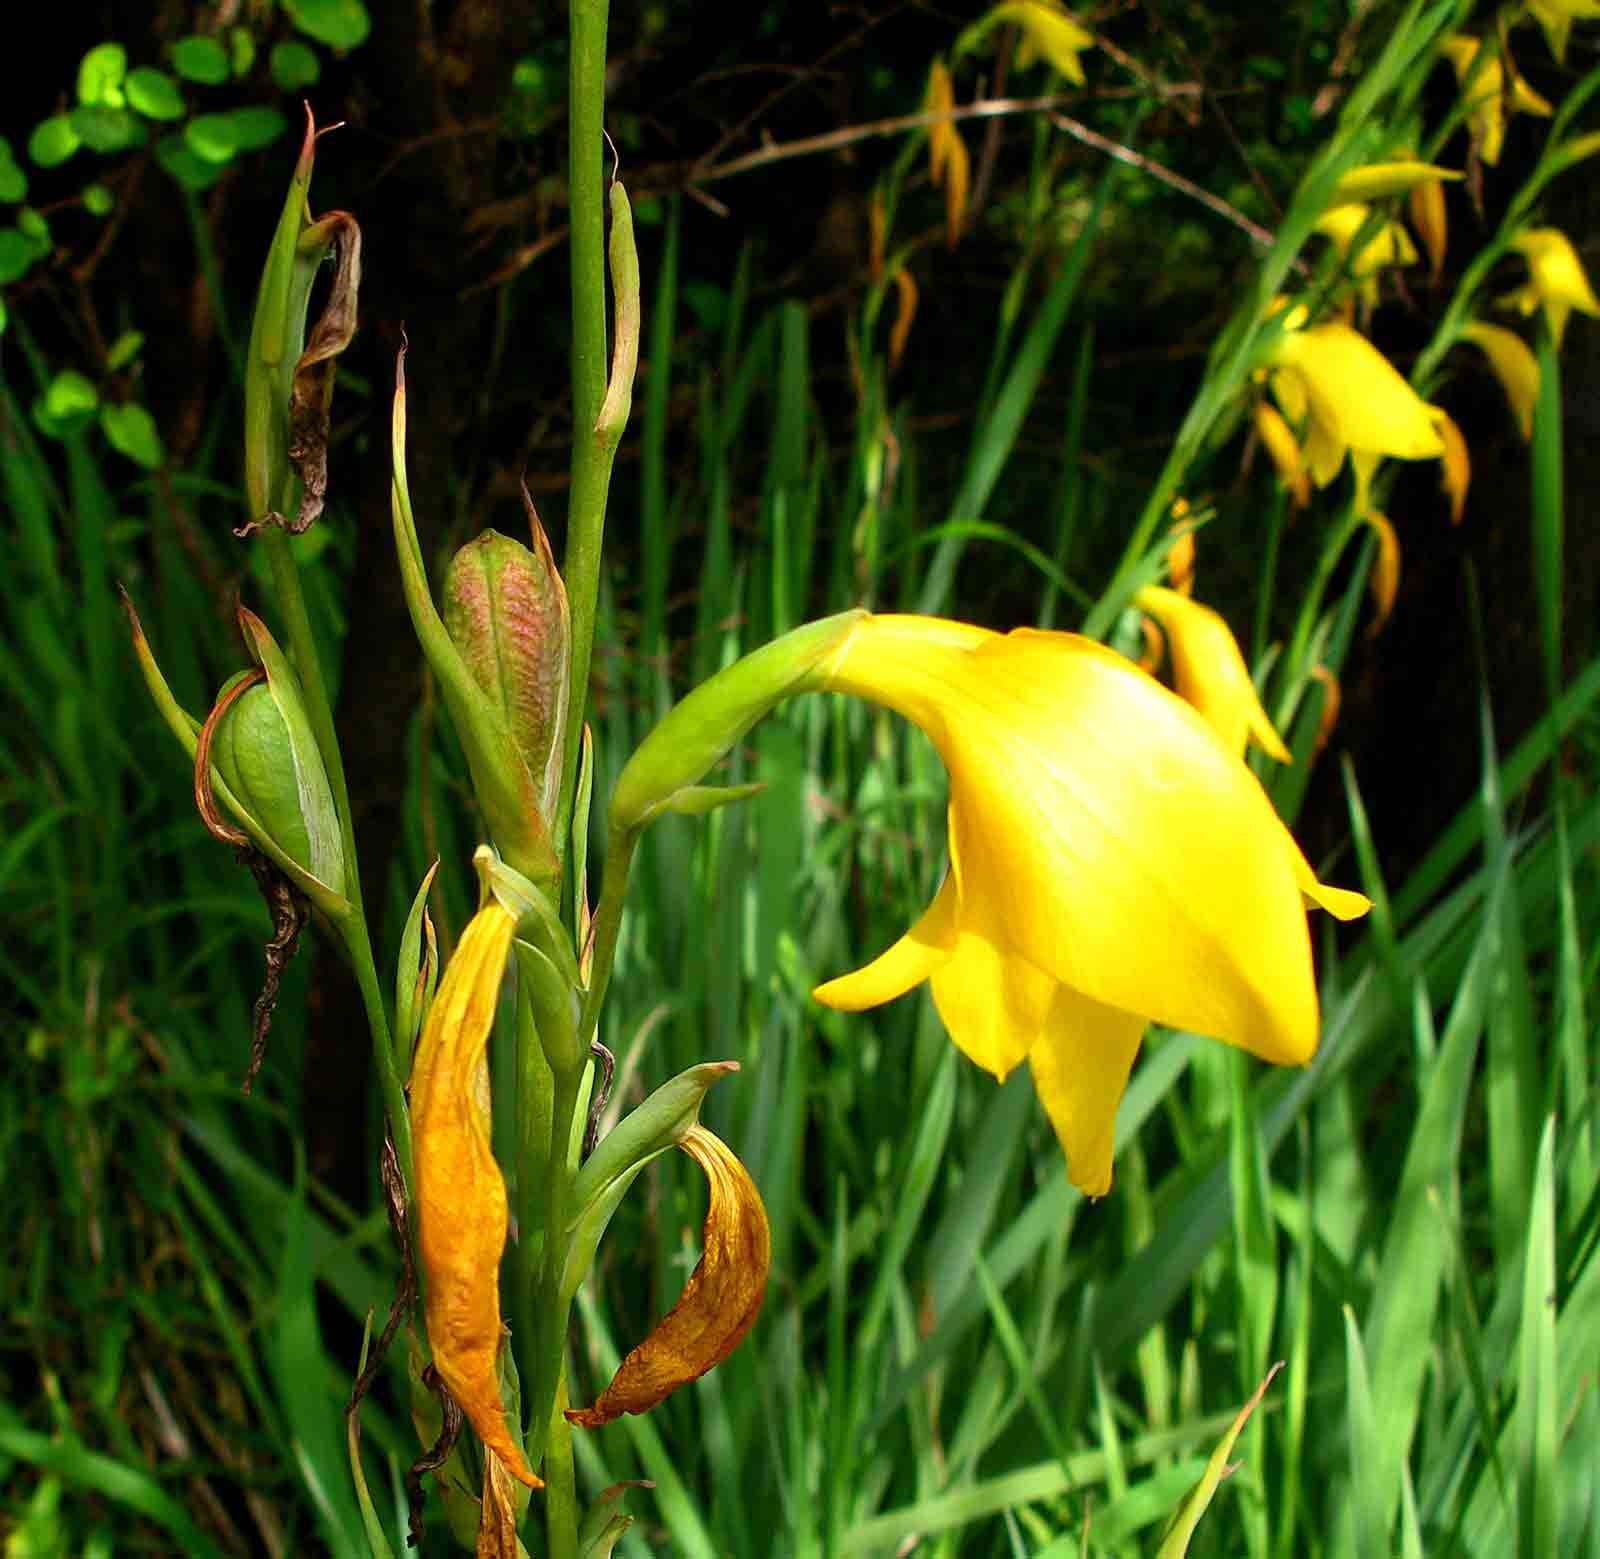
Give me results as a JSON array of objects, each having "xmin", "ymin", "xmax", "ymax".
[
  {"xmin": 412, "ymin": 899, "xmax": 540, "ymax": 1489},
  {"xmin": 1460, "ymin": 321, "xmax": 1538, "ymax": 440},
  {"xmin": 1253, "ymin": 401, "xmax": 1309, "ymax": 507},
  {"xmin": 1134, "ymin": 586, "xmax": 1291, "ymax": 763},
  {"xmin": 1365, "ymin": 511, "xmax": 1401, "ymax": 635},
  {"xmin": 1409, "ymin": 176, "xmax": 1449, "ymax": 279},
  {"xmin": 1026, "ymin": 989, "xmax": 1147, "ymax": 1198},
  {"xmin": 567, "ymin": 1126, "xmax": 770, "ymax": 1427}
]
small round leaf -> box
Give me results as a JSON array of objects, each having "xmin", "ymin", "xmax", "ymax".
[
  {"xmin": 154, "ymin": 133, "xmax": 224, "ymax": 192},
  {"xmin": 172, "ymin": 35, "xmax": 231, "ymax": 85},
  {"xmin": 71, "ymin": 105, "xmax": 147, "ymax": 154},
  {"xmin": 126, "ymin": 67, "xmax": 186, "ymax": 121},
  {"xmin": 46, "ymin": 370, "xmax": 100, "ymax": 423},
  {"xmin": 230, "ymin": 27, "xmax": 257, "ymax": 77},
  {"xmin": 185, "ymin": 114, "xmax": 239, "ymax": 163},
  {"xmin": 28, "ymin": 115, "xmax": 81, "ymax": 168},
  {"xmin": 106, "ymin": 329, "xmax": 145, "ymax": 370},
  {"xmin": 82, "ymin": 183, "xmax": 114, "ymax": 216},
  {"xmin": 101, "ymin": 402, "xmax": 165, "ymax": 469},
  {"xmin": 77, "ymin": 42, "xmax": 128, "ymax": 107},
  {"xmin": 225, "ymin": 107, "xmax": 288, "ymax": 152},
  {"xmin": 0, "ymin": 142, "xmax": 27, "ymax": 203},
  {"xmin": 0, "ymin": 228, "xmax": 37, "ymax": 284},
  {"xmin": 269, "ymin": 41, "xmax": 321, "ymax": 91},
  {"xmin": 283, "ymin": 0, "xmax": 371, "ymax": 50}
]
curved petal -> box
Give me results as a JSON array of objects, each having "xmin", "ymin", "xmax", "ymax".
[
  {"xmin": 1461, "ymin": 322, "xmax": 1538, "ymax": 441},
  {"xmin": 1272, "ymin": 326, "xmax": 1444, "ymax": 463},
  {"xmin": 1135, "ymin": 586, "xmax": 1291, "ymax": 762},
  {"xmin": 1284, "ymin": 834, "xmax": 1373, "ymax": 921},
  {"xmin": 1026, "ymin": 986, "xmax": 1147, "ymax": 1198},
  {"xmin": 812, "ymin": 869, "xmax": 957, "ymax": 1011}
]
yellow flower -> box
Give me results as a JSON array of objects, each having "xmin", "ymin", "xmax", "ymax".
[
  {"xmin": 1134, "ymin": 586, "xmax": 1290, "ymax": 762},
  {"xmin": 1409, "ymin": 174, "xmax": 1449, "ymax": 281},
  {"xmin": 924, "ymin": 61, "xmax": 969, "ymax": 248},
  {"xmin": 1253, "ymin": 401, "xmax": 1310, "ymax": 507},
  {"xmin": 1268, "ymin": 321, "xmax": 1444, "ymax": 490},
  {"xmin": 1500, "ymin": 228, "xmax": 1600, "ymax": 348},
  {"xmin": 1328, "ymin": 161, "xmax": 1462, "ymax": 207},
  {"xmin": 994, "ymin": 0, "xmax": 1093, "ymax": 83},
  {"xmin": 1526, "ymin": 0, "xmax": 1600, "ymax": 64},
  {"xmin": 412, "ymin": 899, "xmax": 541, "ymax": 1489},
  {"xmin": 1439, "ymin": 35, "xmax": 1551, "ymax": 166},
  {"xmin": 1461, "ymin": 320, "xmax": 1539, "ymax": 440},
  {"xmin": 1315, "ymin": 204, "xmax": 1418, "ymax": 308},
  {"xmin": 810, "ymin": 617, "xmax": 1368, "ymax": 1196}
]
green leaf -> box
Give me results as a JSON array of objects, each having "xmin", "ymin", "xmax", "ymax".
[
  {"xmin": 0, "ymin": 227, "xmax": 34, "ymax": 284},
  {"xmin": 226, "ymin": 106, "xmax": 289, "ymax": 152},
  {"xmin": 82, "ymin": 183, "xmax": 114, "ymax": 216},
  {"xmin": 0, "ymin": 139, "xmax": 27, "ymax": 202},
  {"xmin": 45, "ymin": 371, "xmax": 99, "ymax": 422},
  {"xmin": 153, "ymin": 133, "xmax": 224, "ymax": 191},
  {"xmin": 185, "ymin": 114, "xmax": 239, "ymax": 163},
  {"xmin": 230, "ymin": 27, "xmax": 257, "ymax": 77},
  {"xmin": 283, "ymin": 0, "xmax": 371, "ymax": 50},
  {"xmin": 125, "ymin": 67, "xmax": 186, "ymax": 121},
  {"xmin": 28, "ymin": 115, "xmax": 81, "ymax": 168},
  {"xmin": 100, "ymin": 403, "xmax": 164, "ymax": 469},
  {"xmin": 269, "ymin": 40, "xmax": 322, "ymax": 92},
  {"xmin": 172, "ymin": 35, "xmax": 231, "ymax": 85},
  {"xmin": 0, "ymin": 296, "xmax": 8, "ymax": 335},
  {"xmin": 70, "ymin": 105, "xmax": 146, "ymax": 154},
  {"xmin": 77, "ymin": 42, "xmax": 127, "ymax": 107},
  {"xmin": 105, "ymin": 330, "xmax": 144, "ymax": 370}
]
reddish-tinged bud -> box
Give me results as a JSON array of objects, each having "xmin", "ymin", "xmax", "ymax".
[{"xmin": 442, "ymin": 500, "xmax": 570, "ymax": 831}]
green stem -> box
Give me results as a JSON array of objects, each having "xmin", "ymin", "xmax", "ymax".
[
  {"xmin": 344, "ymin": 916, "xmax": 412, "ymax": 1191},
  {"xmin": 543, "ymin": 1373, "xmax": 581, "ymax": 1559},
  {"xmin": 576, "ymin": 829, "xmax": 638, "ymax": 1056},
  {"xmin": 558, "ymin": 0, "xmax": 615, "ymax": 865}
]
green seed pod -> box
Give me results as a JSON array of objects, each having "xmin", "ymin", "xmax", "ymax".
[{"xmin": 208, "ymin": 608, "xmax": 346, "ymax": 895}]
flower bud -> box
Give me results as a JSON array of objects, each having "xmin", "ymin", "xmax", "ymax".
[
  {"xmin": 206, "ymin": 607, "xmax": 346, "ymax": 896},
  {"xmin": 442, "ymin": 507, "xmax": 570, "ymax": 834}
]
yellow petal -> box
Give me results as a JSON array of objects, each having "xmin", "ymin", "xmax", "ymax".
[
  {"xmin": 412, "ymin": 900, "xmax": 541, "ymax": 1489},
  {"xmin": 889, "ymin": 266, "xmax": 919, "ymax": 369},
  {"xmin": 1364, "ymin": 511, "xmax": 1401, "ymax": 635},
  {"xmin": 1409, "ymin": 176, "xmax": 1449, "ymax": 279},
  {"xmin": 813, "ymin": 868, "xmax": 957, "ymax": 1011},
  {"xmin": 1461, "ymin": 321, "xmax": 1538, "ymax": 440},
  {"xmin": 1253, "ymin": 401, "xmax": 1309, "ymax": 507},
  {"xmin": 995, "ymin": 0, "xmax": 1093, "ymax": 83},
  {"xmin": 1026, "ymin": 987, "xmax": 1147, "ymax": 1198},
  {"xmin": 824, "ymin": 618, "xmax": 1326, "ymax": 1065},
  {"xmin": 1431, "ymin": 405, "xmax": 1470, "ymax": 524},
  {"xmin": 1309, "ymin": 664, "xmax": 1341, "ymax": 758},
  {"xmin": 1315, "ymin": 205, "xmax": 1419, "ymax": 275},
  {"xmin": 1166, "ymin": 525, "xmax": 1196, "ymax": 596},
  {"xmin": 1285, "ymin": 832, "xmax": 1371, "ymax": 920},
  {"xmin": 1134, "ymin": 586, "xmax": 1291, "ymax": 762},
  {"xmin": 1330, "ymin": 161, "xmax": 1463, "ymax": 207},
  {"xmin": 924, "ymin": 61, "xmax": 969, "ymax": 247},
  {"xmin": 1507, "ymin": 228, "xmax": 1600, "ymax": 348},
  {"xmin": 566, "ymin": 1125, "xmax": 770, "ymax": 1427},
  {"xmin": 1271, "ymin": 325, "xmax": 1444, "ymax": 464}
]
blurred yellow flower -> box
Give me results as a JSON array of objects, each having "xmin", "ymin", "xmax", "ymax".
[
  {"xmin": 412, "ymin": 899, "xmax": 541, "ymax": 1489},
  {"xmin": 1461, "ymin": 320, "xmax": 1539, "ymax": 440},
  {"xmin": 1365, "ymin": 512, "xmax": 1401, "ymax": 634},
  {"xmin": 1432, "ymin": 406, "xmax": 1470, "ymax": 525},
  {"xmin": 1134, "ymin": 586, "xmax": 1290, "ymax": 763},
  {"xmin": 810, "ymin": 616, "xmax": 1367, "ymax": 1196},
  {"xmin": 994, "ymin": 0, "xmax": 1093, "ymax": 83},
  {"xmin": 1500, "ymin": 228, "xmax": 1600, "ymax": 348},
  {"xmin": 1329, "ymin": 161, "xmax": 1461, "ymax": 207},
  {"xmin": 1253, "ymin": 401, "xmax": 1310, "ymax": 507},
  {"xmin": 924, "ymin": 61, "xmax": 969, "ymax": 249},
  {"xmin": 1527, "ymin": 0, "xmax": 1600, "ymax": 63},
  {"xmin": 1439, "ymin": 34, "xmax": 1551, "ymax": 166},
  {"xmin": 1268, "ymin": 321, "xmax": 1444, "ymax": 490},
  {"xmin": 1315, "ymin": 204, "xmax": 1418, "ymax": 308}
]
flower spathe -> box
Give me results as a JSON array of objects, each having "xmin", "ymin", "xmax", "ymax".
[{"xmin": 809, "ymin": 617, "xmax": 1369, "ymax": 1196}]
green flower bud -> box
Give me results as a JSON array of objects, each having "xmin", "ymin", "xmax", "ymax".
[
  {"xmin": 442, "ymin": 503, "xmax": 570, "ymax": 832},
  {"xmin": 207, "ymin": 607, "xmax": 346, "ymax": 895}
]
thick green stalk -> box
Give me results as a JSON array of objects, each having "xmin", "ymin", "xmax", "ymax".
[
  {"xmin": 558, "ymin": 0, "xmax": 614, "ymax": 862},
  {"xmin": 543, "ymin": 1376, "xmax": 581, "ymax": 1559}
]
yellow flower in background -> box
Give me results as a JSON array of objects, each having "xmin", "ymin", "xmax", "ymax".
[
  {"xmin": 412, "ymin": 899, "xmax": 541, "ymax": 1489},
  {"xmin": 1439, "ymin": 34, "xmax": 1551, "ymax": 166},
  {"xmin": 1527, "ymin": 0, "xmax": 1600, "ymax": 64},
  {"xmin": 810, "ymin": 617, "xmax": 1368, "ymax": 1196},
  {"xmin": 1314, "ymin": 205, "xmax": 1418, "ymax": 307},
  {"xmin": 1328, "ymin": 160, "xmax": 1462, "ymax": 207},
  {"xmin": 1409, "ymin": 172, "xmax": 1450, "ymax": 281},
  {"xmin": 1500, "ymin": 228, "xmax": 1600, "ymax": 348},
  {"xmin": 1268, "ymin": 321, "xmax": 1444, "ymax": 490},
  {"xmin": 924, "ymin": 61, "xmax": 969, "ymax": 249},
  {"xmin": 995, "ymin": 0, "xmax": 1093, "ymax": 83},
  {"xmin": 1461, "ymin": 320, "xmax": 1539, "ymax": 440},
  {"xmin": 1135, "ymin": 586, "xmax": 1290, "ymax": 763}
]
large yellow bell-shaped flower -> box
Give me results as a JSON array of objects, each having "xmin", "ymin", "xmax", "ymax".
[{"xmin": 810, "ymin": 616, "xmax": 1367, "ymax": 1196}]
